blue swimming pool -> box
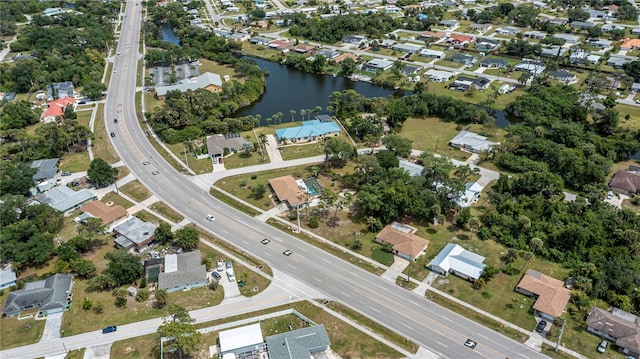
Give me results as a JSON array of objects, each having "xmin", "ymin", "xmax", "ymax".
[{"xmin": 304, "ymin": 178, "xmax": 322, "ymax": 196}]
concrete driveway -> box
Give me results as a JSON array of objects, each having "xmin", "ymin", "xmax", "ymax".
[
  {"xmin": 40, "ymin": 312, "xmax": 63, "ymax": 342},
  {"xmin": 83, "ymin": 344, "xmax": 111, "ymax": 359}
]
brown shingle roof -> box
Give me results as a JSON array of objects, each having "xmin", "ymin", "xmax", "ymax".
[
  {"xmin": 609, "ymin": 170, "xmax": 640, "ymax": 194},
  {"xmin": 268, "ymin": 175, "xmax": 306, "ymax": 207},
  {"xmin": 587, "ymin": 307, "xmax": 640, "ymax": 354},
  {"xmin": 375, "ymin": 223, "xmax": 429, "ymax": 259},
  {"xmin": 516, "ymin": 269, "xmax": 571, "ymax": 318},
  {"xmin": 333, "ymin": 53, "xmax": 358, "ymax": 64},
  {"xmin": 80, "ymin": 200, "xmax": 127, "ymax": 225}
]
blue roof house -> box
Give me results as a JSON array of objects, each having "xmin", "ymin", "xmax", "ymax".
[{"xmin": 275, "ymin": 120, "xmax": 341, "ymax": 144}]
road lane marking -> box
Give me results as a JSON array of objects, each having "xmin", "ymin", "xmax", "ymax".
[
  {"xmin": 340, "ymin": 291, "xmax": 350, "ymax": 298},
  {"xmin": 437, "ymin": 341, "xmax": 448, "ymax": 348},
  {"xmin": 517, "ymin": 353, "xmax": 529, "ymax": 359},
  {"xmin": 477, "ymin": 334, "xmax": 488, "ymax": 339},
  {"xmin": 370, "ymin": 306, "xmax": 380, "ymax": 313},
  {"xmin": 402, "ymin": 323, "xmax": 413, "ymax": 330},
  {"xmin": 439, "ymin": 315, "xmax": 452, "ymax": 322},
  {"xmin": 322, "ymin": 258, "xmax": 332, "ymax": 264},
  {"xmin": 313, "ymin": 277, "xmax": 322, "ymax": 282},
  {"xmin": 287, "ymin": 264, "xmax": 295, "ymax": 269}
]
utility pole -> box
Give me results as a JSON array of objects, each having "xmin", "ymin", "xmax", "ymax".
[
  {"xmin": 113, "ymin": 175, "xmax": 119, "ymax": 194},
  {"xmin": 434, "ymin": 133, "xmax": 440, "ymax": 153}
]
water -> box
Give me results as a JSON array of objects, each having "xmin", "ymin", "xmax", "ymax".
[
  {"xmin": 160, "ymin": 23, "xmax": 180, "ymax": 46},
  {"xmin": 233, "ymin": 57, "xmax": 406, "ymax": 123}
]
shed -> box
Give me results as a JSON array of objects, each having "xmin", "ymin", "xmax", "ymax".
[{"xmin": 219, "ymin": 323, "xmax": 264, "ymax": 356}]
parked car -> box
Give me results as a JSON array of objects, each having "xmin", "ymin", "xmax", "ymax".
[
  {"xmin": 61, "ymin": 171, "xmax": 71, "ymax": 176},
  {"xmin": 225, "ymin": 261, "xmax": 232, "ymax": 269},
  {"xmin": 216, "ymin": 260, "xmax": 224, "ymax": 272},
  {"xmin": 597, "ymin": 340, "xmax": 608, "ymax": 353},
  {"xmin": 211, "ymin": 271, "xmax": 221, "ymax": 280},
  {"xmin": 102, "ymin": 326, "xmax": 117, "ymax": 334},
  {"xmin": 535, "ymin": 320, "xmax": 547, "ymax": 333},
  {"xmin": 607, "ymin": 191, "xmax": 614, "ymax": 200}
]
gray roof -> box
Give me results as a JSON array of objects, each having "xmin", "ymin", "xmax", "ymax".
[
  {"xmin": 315, "ymin": 49, "xmax": 340, "ymax": 59},
  {"xmin": 36, "ymin": 186, "xmax": 96, "ymax": 212},
  {"xmin": 0, "ymin": 266, "xmax": 17, "ymax": 288},
  {"xmin": 31, "ymin": 158, "xmax": 59, "ymax": 182},
  {"xmin": 155, "ymin": 72, "xmax": 223, "ymax": 97},
  {"xmin": 46, "ymin": 81, "xmax": 75, "ymax": 101},
  {"xmin": 452, "ymin": 53, "xmax": 476, "ymax": 63},
  {"xmin": 113, "ymin": 217, "xmax": 157, "ymax": 248},
  {"xmin": 158, "ymin": 251, "xmax": 207, "ymax": 290},
  {"xmin": 549, "ymin": 70, "xmax": 575, "ymax": 80},
  {"xmin": 449, "ymin": 130, "xmax": 495, "ymax": 152},
  {"xmin": 266, "ymin": 324, "xmax": 330, "ymax": 359},
  {"xmin": 206, "ymin": 133, "xmax": 247, "ymax": 157},
  {"xmin": 399, "ymin": 159, "xmax": 423, "ymax": 177},
  {"xmin": 480, "ymin": 57, "xmax": 508, "ymax": 67},
  {"xmin": 2, "ymin": 274, "xmax": 72, "ymax": 315}
]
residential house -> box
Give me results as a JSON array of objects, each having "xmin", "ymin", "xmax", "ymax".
[
  {"xmin": 469, "ymin": 23, "xmax": 492, "ymax": 33},
  {"xmin": 113, "ymin": 217, "xmax": 158, "ymax": 252},
  {"xmin": 315, "ymin": 49, "xmax": 340, "ymax": 60},
  {"xmin": 374, "ymin": 222, "xmax": 429, "ymax": 261},
  {"xmin": 268, "ymin": 175, "xmax": 307, "ymax": 208},
  {"xmin": 266, "ymin": 325, "xmax": 331, "ymax": 359},
  {"xmin": 392, "ymin": 43, "xmax": 423, "ymax": 53},
  {"xmin": 451, "ymin": 53, "xmax": 477, "ymax": 66},
  {"xmin": 427, "ymin": 243, "xmax": 486, "ymax": 281},
  {"xmin": 479, "ymin": 57, "xmax": 508, "ymax": 68},
  {"xmin": 546, "ymin": 18, "xmax": 568, "ymax": 26},
  {"xmin": 549, "ymin": 70, "xmax": 577, "ymax": 84},
  {"xmin": 523, "ymin": 30, "xmax": 547, "ymax": 39},
  {"xmin": 586, "ymin": 307, "xmax": 640, "ymax": 358},
  {"xmin": 46, "ymin": 81, "xmax": 75, "ymax": 101},
  {"xmin": 514, "ymin": 60, "xmax": 545, "ymax": 76},
  {"xmin": 532, "ymin": 1, "xmax": 547, "ymax": 9},
  {"xmin": 606, "ymin": 4, "xmax": 619, "ymax": 13},
  {"xmin": 249, "ymin": 20, "xmax": 268, "ymax": 28},
  {"xmin": 219, "ymin": 324, "xmax": 266, "ymax": 357},
  {"xmin": 155, "ymin": 72, "xmax": 223, "ymax": 98},
  {"xmin": 541, "ymin": 46, "xmax": 568, "ymax": 58},
  {"xmin": 585, "ymin": 8, "xmax": 606, "ymax": 19},
  {"xmin": 495, "ymin": 27, "xmax": 520, "ymax": 36},
  {"xmin": 268, "ymin": 39, "xmax": 294, "ymax": 52},
  {"xmin": 206, "ymin": 133, "xmax": 248, "ymax": 159},
  {"xmin": 457, "ymin": 182, "xmax": 483, "ymax": 207},
  {"xmin": 2, "ymin": 274, "xmax": 72, "ymax": 317},
  {"xmin": 399, "ymin": 159, "xmax": 424, "ymax": 177},
  {"xmin": 632, "ymin": 28, "xmax": 640, "ymax": 35},
  {"xmin": 607, "ymin": 56, "xmax": 631, "ymax": 69},
  {"xmin": 570, "ymin": 21, "xmax": 596, "ymax": 30},
  {"xmin": 424, "ymin": 69, "xmax": 455, "ymax": 82},
  {"xmin": 158, "ymin": 250, "xmax": 207, "ymax": 292},
  {"xmin": 42, "ymin": 7, "xmax": 68, "ymax": 16},
  {"xmin": 419, "ymin": 48, "xmax": 445, "ymax": 59},
  {"xmin": 363, "ymin": 58, "xmax": 394, "ymax": 72},
  {"xmin": 450, "ymin": 76, "xmax": 491, "ymax": 91},
  {"xmin": 402, "ymin": 64, "xmax": 422, "ymax": 75},
  {"xmin": 515, "ymin": 269, "xmax": 572, "ymax": 321},
  {"xmin": 343, "ymin": 35, "xmax": 367, "ymax": 44},
  {"xmin": 418, "ymin": 31, "xmax": 446, "ymax": 42},
  {"xmin": 586, "ymin": 38, "xmax": 613, "ymax": 49},
  {"xmin": 632, "ymin": 82, "xmax": 640, "ymax": 93},
  {"xmin": 41, "ymin": 96, "xmax": 75, "ymax": 123},
  {"xmin": 31, "ymin": 158, "xmax": 59, "ymax": 183},
  {"xmin": 249, "ymin": 37, "xmax": 271, "ymax": 45},
  {"xmin": 602, "ymin": 23, "xmax": 625, "ymax": 32},
  {"xmin": 475, "ymin": 38, "xmax": 500, "ymax": 51},
  {"xmin": 275, "ymin": 119, "xmax": 341, "ymax": 143},
  {"xmin": 447, "ymin": 34, "xmax": 474, "ymax": 47},
  {"xmin": 460, "ymin": 0, "xmax": 475, "ymax": 4},
  {"xmin": 291, "ymin": 44, "xmax": 315, "ymax": 53},
  {"xmin": 569, "ymin": 49, "xmax": 600, "ymax": 64},
  {"xmin": 0, "ymin": 265, "xmax": 17, "ymax": 290},
  {"xmin": 449, "ymin": 130, "xmax": 496, "ymax": 152},
  {"xmin": 36, "ymin": 186, "xmax": 96, "ymax": 213},
  {"xmin": 621, "ymin": 38, "xmax": 640, "ymax": 51},
  {"xmin": 609, "ymin": 170, "xmax": 640, "ymax": 196},
  {"xmin": 79, "ymin": 200, "xmax": 128, "ymax": 227},
  {"xmin": 439, "ymin": 20, "xmax": 459, "ymax": 28},
  {"xmin": 0, "ymin": 92, "xmax": 17, "ymax": 102},
  {"xmin": 553, "ymin": 33, "xmax": 580, "ymax": 45},
  {"xmin": 332, "ymin": 53, "xmax": 358, "ymax": 64}
]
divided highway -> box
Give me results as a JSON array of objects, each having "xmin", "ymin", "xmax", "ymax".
[{"xmin": 2, "ymin": 3, "xmax": 550, "ymax": 358}]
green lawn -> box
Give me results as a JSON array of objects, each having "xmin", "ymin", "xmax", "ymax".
[
  {"xmin": 279, "ymin": 141, "xmax": 327, "ymax": 160},
  {"xmin": 59, "ymin": 152, "xmax": 91, "ymax": 173},
  {"xmin": 399, "ymin": 117, "xmax": 461, "ymax": 154},
  {"xmin": 165, "ymin": 142, "xmax": 213, "ymax": 174},
  {"xmin": 119, "ymin": 180, "xmax": 152, "ymax": 202},
  {"xmin": 148, "ymin": 201, "xmax": 184, "ymax": 223},
  {"xmin": 92, "ymin": 103, "xmax": 121, "ymax": 164},
  {"xmin": 0, "ymin": 303, "xmax": 47, "ymax": 349}
]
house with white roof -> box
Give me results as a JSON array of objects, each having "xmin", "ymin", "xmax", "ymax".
[
  {"xmin": 219, "ymin": 323, "xmax": 266, "ymax": 356},
  {"xmin": 424, "ymin": 69, "xmax": 455, "ymax": 82},
  {"xmin": 428, "ymin": 243, "xmax": 486, "ymax": 281},
  {"xmin": 457, "ymin": 182, "xmax": 483, "ymax": 207},
  {"xmin": 419, "ymin": 48, "xmax": 445, "ymax": 59},
  {"xmin": 155, "ymin": 72, "xmax": 223, "ymax": 98},
  {"xmin": 36, "ymin": 186, "xmax": 96, "ymax": 213},
  {"xmin": 449, "ymin": 130, "xmax": 496, "ymax": 153},
  {"xmin": 363, "ymin": 58, "xmax": 394, "ymax": 72}
]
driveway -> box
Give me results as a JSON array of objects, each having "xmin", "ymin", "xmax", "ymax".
[
  {"xmin": 265, "ymin": 134, "xmax": 283, "ymax": 162},
  {"xmin": 211, "ymin": 266, "xmax": 241, "ymax": 302},
  {"xmin": 40, "ymin": 312, "xmax": 63, "ymax": 342},
  {"xmin": 83, "ymin": 344, "xmax": 111, "ymax": 359}
]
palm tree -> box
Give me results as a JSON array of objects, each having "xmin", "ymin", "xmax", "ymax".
[
  {"xmin": 290, "ymin": 110, "xmax": 296, "ymax": 122},
  {"xmin": 300, "ymin": 109, "xmax": 307, "ymax": 121},
  {"xmin": 258, "ymin": 133, "xmax": 268, "ymax": 162},
  {"xmin": 265, "ymin": 117, "xmax": 272, "ymax": 126},
  {"xmin": 314, "ymin": 106, "xmax": 322, "ymax": 117},
  {"xmin": 275, "ymin": 112, "xmax": 283, "ymax": 124}
]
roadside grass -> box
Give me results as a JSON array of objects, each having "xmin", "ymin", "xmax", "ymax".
[
  {"xmin": 134, "ymin": 210, "xmax": 163, "ymax": 225},
  {"xmin": 221, "ymin": 151, "xmax": 270, "ymax": 169},
  {"xmin": 119, "ymin": 180, "xmax": 152, "ymax": 202},
  {"xmin": 111, "ymin": 300, "xmax": 406, "ymax": 359},
  {"xmin": 66, "ymin": 348, "xmax": 85, "ymax": 359},
  {"xmin": 0, "ymin": 306, "xmax": 47, "ymax": 349},
  {"xmin": 395, "ymin": 276, "xmax": 418, "ymax": 290},
  {"xmin": 59, "ymin": 152, "xmax": 91, "ymax": 173},
  {"xmin": 92, "ymin": 103, "xmax": 121, "ymax": 164},
  {"xmin": 209, "ymin": 187, "xmax": 262, "ymax": 216},
  {"xmin": 199, "ymin": 231, "xmax": 274, "ymax": 279},
  {"xmin": 162, "ymin": 143, "xmax": 214, "ymax": 175},
  {"xmin": 75, "ymin": 109, "xmax": 92, "ymax": 127},
  {"xmin": 102, "ymin": 192, "xmax": 135, "ymax": 209},
  {"xmin": 148, "ymin": 202, "xmax": 184, "ymax": 224},
  {"xmin": 105, "ymin": 62, "xmax": 113, "ymax": 87},
  {"xmin": 147, "ymin": 133, "xmax": 191, "ymax": 174},
  {"xmin": 143, "ymin": 91, "xmax": 163, "ymax": 113}
]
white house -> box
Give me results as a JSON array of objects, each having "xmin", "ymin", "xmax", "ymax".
[
  {"xmin": 428, "ymin": 243, "xmax": 486, "ymax": 281},
  {"xmin": 424, "ymin": 69, "xmax": 455, "ymax": 82},
  {"xmin": 449, "ymin": 130, "xmax": 496, "ymax": 153}
]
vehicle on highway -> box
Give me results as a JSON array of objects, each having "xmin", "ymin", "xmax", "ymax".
[
  {"xmin": 207, "ymin": 214, "xmax": 216, "ymax": 221},
  {"xmin": 597, "ymin": 340, "xmax": 608, "ymax": 353},
  {"xmin": 217, "ymin": 260, "xmax": 224, "ymax": 272},
  {"xmin": 535, "ymin": 320, "xmax": 547, "ymax": 333},
  {"xmin": 113, "ymin": 118, "xmax": 118, "ymax": 123},
  {"xmin": 143, "ymin": 161, "xmax": 150, "ymax": 165},
  {"xmin": 152, "ymin": 171, "xmax": 159, "ymax": 175},
  {"xmin": 261, "ymin": 238, "xmax": 270, "ymax": 244},
  {"xmin": 464, "ymin": 339, "xmax": 477, "ymax": 349},
  {"xmin": 211, "ymin": 271, "xmax": 221, "ymax": 280},
  {"xmin": 110, "ymin": 132, "xmax": 116, "ymax": 137},
  {"xmin": 283, "ymin": 249, "xmax": 293, "ymax": 256},
  {"xmin": 102, "ymin": 326, "xmax": 117, "ymax": 334},
  {"xmin": 61, "ymin": 171, "xmax": 71, "ymax": 176}
]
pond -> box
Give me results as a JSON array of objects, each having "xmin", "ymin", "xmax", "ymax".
[{"xmin": 160, "ymin": 23, "xmax": 180, "ymax": 46}]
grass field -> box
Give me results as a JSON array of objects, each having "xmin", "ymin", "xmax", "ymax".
[
  {"xmin": 92, "ymin": 103, "xmax": 121, "ymax": 164},
  {"xmin": 148, "ymin": 201, "xmax": 184, "ymax": 223},
  {"xmin": 59, "ymin": 152, "xmax": 91, "ymax": 173},
  {"xmin": 0, "ymin": 309, "xmax": 46, "ymax": 349},
  {"xmin": 119, "ymin": 180, "xmax": 152, "ymax": 202}
]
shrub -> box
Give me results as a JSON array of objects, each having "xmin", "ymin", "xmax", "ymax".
[
  {"xmin": 472, "ymin": 278, "xmax": 486, "ymax": 289},
  {"xmin": 115, "ymin": 296, "xmax": 127, "ymax": 308},
  {"xmin": 93, "ymin": 302, "xmax": 104, "ymax": 314},
  {"xmin": 240, "ymin": 178, "xmax": 247, "ymax": 187},
  {"xmin": 481, "ymin": 290, "xmax": 492, "ymax": 299},
  {"xmin": 251, "ymin": 174, "xmax": 257, "ymax": 179},
  {"xmin": 501, "ymin": 263, "xmax": 520, "ymax": 275},
  {"xmin": 477, "ymin": 227, "xmax": 491, "ymax": 240},
  {"xmin": 350, "ymin": 239, "xmax": 363, "ymax": 251},
  {"xmin": 82, "ymin": 297, "xmax": 93, "ymax": 310},
  {"xmin": 308, "ymin": 216, "xmax": 319, "ymax": 228},
  {"xmin": 136, "ymin": 289, "xmax": 150, "ymax": 302},
  {"xmin": 139, "ymin": 277, "xmax": 147, "ymax": 288},
  {"xmin": 112, "ymin": 288, "xmax": 126, "ymax": 297},
  {"xmin": 209, "ymin": 280, "xmax": 218, "ymax": 290},
  {"xmin": 632, "ymin": 195, "xmax": 640, "ymax": 206}
]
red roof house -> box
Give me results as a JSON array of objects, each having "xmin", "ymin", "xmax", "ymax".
[{"xmin": 41, "ymin": 96, "xmax": 75, "ymax": 124}]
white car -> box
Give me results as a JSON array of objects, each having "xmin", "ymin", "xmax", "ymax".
[
  {"xmin": 216, "ymin": 260, "xmax": 224, "ymax": 272},
  {"xmin": 207, "ymin": 214, "xmax": 216, "ymax": 221}
]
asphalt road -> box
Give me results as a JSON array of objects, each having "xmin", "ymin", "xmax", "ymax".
[{"xmin": 2, "ymin": 4, "xmax": 550, "ymax": 359}]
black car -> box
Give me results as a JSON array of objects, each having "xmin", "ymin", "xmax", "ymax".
[
  {"xmin": 113, "ymin": 118, "xmax": 118, "ymax": 123},
  {"xmin": 102, "ymin": 326, "xmax": 117, "ymax": 334},
  {"xmin": 211, "ymin": 271, "xmax": 221, "ymax": 280},
  {"xmin": 535, "ymin": 320, "xmax": 547, "ymax": 333},
  {"xmin": 260, "ymin": 238, "xmax": 270, "ymax": 244},
  {"xmin": 110, "ymin": 132, "xmax": 116, "ymax": 138}
]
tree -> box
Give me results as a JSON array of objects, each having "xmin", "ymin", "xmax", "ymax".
[
  {"xmin": 340, "ymin": 57, "xmax": 357, "ymax": 77},
  {"xmin": 468, "ymin": 216, "xmax": 480, "ymax": 238},
  {"xmin": 623, "ymin": 61, "xmax": 640, "ymax": 82},
  {"xmin": 0, "ymin": 161, "xmax": 36, "ymax": 196},
  {"xmin": 381, "ymin": 133, "xmax": 412, "ymax": 158},
  {"xmin": 0, "ymin": 101, "xmax": 39, "ymax": 130},
  {"xmin": 251, "ymin": 183, "xmax": 266, "ymax": 199},
  {"xmin": 324, "ymin": 137, "xmax": 355, "ymax": 168},
  {"xmin": 567, "ymin": 8, "xmax": 589, "ymax": 22},
  {"xmin": 155, "ymin": 222, "xmax": 174, "ymax": 244},
  {"xmin": 158, "ymin": 305, "xmax": 202, "ymax": 358},
  {"xmin": 155, "ymin": 288, "xmax": 168, "ymax": 308},
  {"xmin": 88, "ymin": 158, "xmax": 118, "ymax": 188},
  {"xmin": 104, "ymin": 250, "xmax": 143, "ymax": 286},
  {"xmin": 78, "ymin": 217, "xmax": 104, "ymax": 251},
  {"xmin": 174, "ymin": 226, "xmax": 199, "ymax": 250},
  {"xmin": 82, "ymin": 81, "xmax": 107, "ymax": 100}
]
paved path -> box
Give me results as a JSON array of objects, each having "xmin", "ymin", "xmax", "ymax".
[
  {"xmin": 381, "ymin": 257, "xmax": 410, "ymax": 282},
  {"xmin": 265, "ymin": 134, "xmax": 283, "ymax": 162},
  {"xmin": 39, "ymin": 312, "xmax": 63, "ymax": 343}
]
